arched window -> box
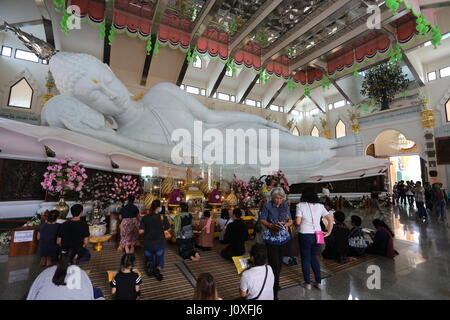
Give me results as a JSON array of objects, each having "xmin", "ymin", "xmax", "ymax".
[
  {"xmin": 446, "ymin": 98, "xmax": 450, "ymax": 122},
  {"xmin": 8, "ymin": 77, "xmax": 33, "ymax": 109},
  {"xmin": 311, "ymin": 126, "xmax": 319, "ymax": 137},
  {"xmin": 335, "ymin": 119, "xmax": 346, "ymax": 138},
  {"xmin": 292, "ymin": 126, "xmax": 300, "ymax": 136}
]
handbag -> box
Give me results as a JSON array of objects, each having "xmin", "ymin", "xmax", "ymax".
[
  {"xmin": 307, "ymin": 203, "xmax": 325, "ymax": 245},
  {"xmin": 160, "ymin": 215, "xmax": 172, "ymax": 240}
]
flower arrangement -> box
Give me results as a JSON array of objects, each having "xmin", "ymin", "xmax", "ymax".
[
  {"xmin": 109, "ymin": 175, "xmax": 141, "ymax": 203},
  {"xmin": 264, "ymin": 170, "xmax": 290, "ymax": 194},
  {"xmin": 231, "ymin": 178, "xmax": 250, "ymax": 204},
  {"xmin": 80, "ymin": 172, "xmax": 115, "ymax": 209},
  {"xmin": 41, "ymin": 157, "xmax": 87, "ymax": 194},
  {"xmin": 247, "ymin": 177, "xmax": 264, "ymax": 207}
]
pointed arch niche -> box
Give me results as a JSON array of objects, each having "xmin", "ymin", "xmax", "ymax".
[
  {"xmin": 311, "ymin": 126, "xmax": 319, "ymax": 137},
  {"xmin": 292, "ymin": 126, "xmax": 300, "ymax": 136},
  {"xmin": 335, "ymin": 119, "xmax": 347, "ymax": 138},
  {"xmin": 8, "ymin": 78, "xmax": 33, "ymax": 109}
]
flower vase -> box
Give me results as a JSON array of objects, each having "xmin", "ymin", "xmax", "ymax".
[{"xmin": 54, "ymin": 193, "xmax": 70, "ymax": 219}]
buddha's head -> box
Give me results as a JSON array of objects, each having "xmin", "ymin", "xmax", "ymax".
[{"xmin": 50, "ymin": 52, "xmax": 131, "ymax": 116}]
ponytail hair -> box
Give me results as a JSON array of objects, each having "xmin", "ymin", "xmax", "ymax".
[
  {"xmin": 372, "ymin": 219, "xmax": 395, "ymax": 238},
  {"xmin": 52, "ymin": 250, "xmax": 75, "ymax": 286},
  {"xmin": 120, "ymin": 253, "xmax": 135, "ymax": 272}
]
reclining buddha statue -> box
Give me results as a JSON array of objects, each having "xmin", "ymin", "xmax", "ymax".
[{"xmin": 2, "ymin": 23, "xmax": 385, "ymax": 182}]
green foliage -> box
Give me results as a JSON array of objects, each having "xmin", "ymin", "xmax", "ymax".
[
  {"xmin": 53, "ymin": 0, "xmax": 65, "ymax": 12},
  {"xmin": 286, "ymin": 77, "xmax": 296, "ymax": 91},
  {"xmin": 226, "ymin": 58, "xmax": 237, "ymax": 74},
  {"xmin": 389, "ymin": 43, "xmax": 403, "ymax": 63},
  {"xmin": 353, "ymin": 63, "xmax": 359, "ymax": 79},
  {"xmin": 360, "ymin": 62, "xmax": 409, "ymax": 105},
  {"xmin": 321, "ymin": 76, "xmax": 331, "ymax": 90},
  {"xmin": 108, "ymin": 25, "xmax": 116, "ymax": 45},
  {"xmin": 228, "ymin": 22, "xmax": 238, "ymax": 36},
  {"xmin": 303, "ymin": 84, "xmax": 311, "ymax": 96},
  {"xmin": 146, "ymin": 38, "xmax": 152, "ymax": 55},
  {"xmin": 259, "ymin": 69, "xmax": 269, "ymax": 84},
  {"xmin": 386, "ymin": 0, "xmax": 400, "ymax": 14}
]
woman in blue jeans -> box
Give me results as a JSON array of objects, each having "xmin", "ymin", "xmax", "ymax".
[
  {"xmin": 296, "ymin": 188, "xmax": 333, "ymax": 289},
  {"xmin": 139, "ymin": 200, "xmax": 171, "ymax": 281}
]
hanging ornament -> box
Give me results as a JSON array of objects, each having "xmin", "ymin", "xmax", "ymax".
[
  {"xmin": 303, "ymin": 84, "xmax": 311, "ymax": 96},
  {"xmin": 353, "ymin": 63, "xmax": 359, "ymax": 78},
  {"xmin": 386, "ymin": 0, "xmax": 400, "ymax": 14},
  {"xmin": 99, "ymin": 20, "xmax": 106, "ymax": 38},
  {"xmin": 431, "ymin": 25, "xmax": 442, "ymax": 49},
  {"xmin": 321, "ymin": 76, "xmax": 331, "ymax": 90},
  {"xmin": 286, "ymin": 77, "xmax": 296, "ymax": 91},
  {"xmin": 53, "ymin": 0, "xmax": 65, "ymax": 12},
  {"xmin": 259, "ymin": 69, "xmax": 269, "ymax": 84},
  {"xmin": 108, "ymin": 25, "xmax": 116, "ymax": 45},
  {"xmin": 60, "ymin": 10, "xmax": 71, "ymax": 35},
  {"xmin": 146, "ymin": 38, "xmax": 153, "ymax": 55},
  {"xmin": 186, "ymin": 48, "xmax": 194, "ymax": 64},
  {"xmin": 389, "ymin": 43, "xmax": 403, "ymax": 63},
  {"xmin": 153, "ymin": 40, "xmax": 160, "ymax": 55}
]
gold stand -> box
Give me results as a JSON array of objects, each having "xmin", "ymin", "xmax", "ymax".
[{"xmin": 89, "ymin": 234, "xmax": 112, "ymax": 252}]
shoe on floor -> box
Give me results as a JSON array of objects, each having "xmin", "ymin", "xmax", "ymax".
[
  {"xmin": 313, "ymin": 283, "xmax": 322, "ymax": 290},
  {"xmin": 304, "ymin": 283, "xmax": 312, "ymax": 290},
  {"xmin": 145, "ymin": 265, "xmax": 155, "ymax": 277},
  {"xmin": 154, "ymin": 269, "xmax": 163, "ymax": 281}
]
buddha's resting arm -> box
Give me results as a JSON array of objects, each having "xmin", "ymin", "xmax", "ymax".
[{"xmin": 143, "ymin": 82, "xmax": 289, "ymax": 132}]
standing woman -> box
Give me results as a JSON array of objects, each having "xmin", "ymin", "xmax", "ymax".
[
  {"xmin": 139, "ymin": 200, "xmax": 171, "ymax": 281},
  {"xmin": 296, "ymin": 188, "xmax": 333, "ymax": 290},
  {"xmin": 119, "ymin": 195, "xmax": 140, "ymax": 254},
  {"xmin": 259, "ymin": 187, "xmax": 293, "ymax": 300}
]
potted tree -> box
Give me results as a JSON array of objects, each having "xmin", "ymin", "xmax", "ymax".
[{"xmin": 361, "ymin": 62, "xmax": 409, "ymax": 111}]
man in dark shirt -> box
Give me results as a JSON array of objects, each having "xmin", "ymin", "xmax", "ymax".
[
  {"xmin": 57, "ymin": 204, "xmax": 90, "ymax": 264},
  {"xmin": 119, "ymin": 195, "xmax": 139, "ymax": 219},
  {"xmin": 220, "ymin": 208, "xmax": 248, "ymax": 261},
  {"xmin": 139, "ymin": 202, "xmax": 171, "ymax": 281}
]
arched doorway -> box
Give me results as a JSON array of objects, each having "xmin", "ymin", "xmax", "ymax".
[{"xmin": 372, "ymin": 129, "xmax": 423, "ymax": 189}]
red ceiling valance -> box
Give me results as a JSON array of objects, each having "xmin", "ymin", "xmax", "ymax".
[
  {"xmin": 233, "ymin": 42, "xmax": 261, "ymax": 70},
  {"xmin": 68, "ymin": 0, "xmax": 105, "ymax": 22},
  {"xmin": 293, "ymin": 67, "xmax": 323, "ymax": 85},
  {"xmin": 196, "ymin": 26, "xmax": 229, "ymax": 60},
  {"xmin": 266, "ymin": 55, "xmax": 290, "ymax": 79}
]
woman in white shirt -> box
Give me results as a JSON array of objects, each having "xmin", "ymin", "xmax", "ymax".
[
  {"xmin": 240, "ymin": 243, "xmax": 275, "ymax": 300},
  {"xmin": 296, "ymin": 188, "xmax": 334, "ymax": 290}
]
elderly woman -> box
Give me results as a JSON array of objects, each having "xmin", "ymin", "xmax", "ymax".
[{"xmin": 259, "ymin": 187, "xmax": 293, "ymax": 300}]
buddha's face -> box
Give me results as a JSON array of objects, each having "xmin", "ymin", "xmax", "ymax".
[
  {"xmin": 50, "ymin": 52, "xmax": 131, "ymax": 116},
  {"xmin": 73, "ymin": 65, "xmax": 131, "ymax": 116}
]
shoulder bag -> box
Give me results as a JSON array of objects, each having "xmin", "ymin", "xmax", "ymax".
[{"xmin": 307, "ymin": 203, "xmax": 325, "ymax": 245}]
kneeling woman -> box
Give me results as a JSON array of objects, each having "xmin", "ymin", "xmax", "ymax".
[
  {"xmin": 27, "ymin": 250, "xmax": 102, "ymax": 300},
  {"xmin": 367, "ymin": 219, "xmax": 398, "ymax": 259}
]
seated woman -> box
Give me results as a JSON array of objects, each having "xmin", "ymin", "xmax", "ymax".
[
  {"xmin": 194, "ymin": 211, "xmax": 215, "ymax": 251},
  {"xmin": 27, "ymin": 250, "xmax": 103, "ymax": 300},
  {"xmin": 110, "ymin": 253, "xmax": 142, "ymax": 300},
  {"xmin": 193, "ymin": 273, "xmax": 222, "ymax": 300},
  {"xmin": 240, "ymin": 243, "xmax": 275, "ymax": 300},
  {"xmin": 174, "ymin": 203, "xmax": 200, "ymax": 261},
  {"xmin": 221, "ymin": 208, "xmax": 248, "ymax": 261},
  {"xmin": 348, "ymin": 215, "xmax": 367, "ymax": 257},
  {"xmin": 217, "ymin": 208, "xmax": 231, "ymax": 244},
  {"xmin": 367, "ymin": 219, "xmax": 398, "ymax": 259},
  {"xmin": 322, "ymin": 211, "xmax": 350, "ymax": 264},
  {"xmin": 38, "ymin": 210, "xmax": 60, "ymax": 267}
]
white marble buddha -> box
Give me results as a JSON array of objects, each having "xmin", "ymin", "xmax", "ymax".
[{"xmin": 41, "ymin": 52, "xmax": 367, "ymax": 181}]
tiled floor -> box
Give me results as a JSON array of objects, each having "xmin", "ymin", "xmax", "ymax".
[{"xmin": 0, "ymin": 204, "xmax": 449, "ymax": 300}]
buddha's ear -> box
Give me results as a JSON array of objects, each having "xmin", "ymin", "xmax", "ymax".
[{"xmin": 60, "ymin": 117, "xmax": 84, "ymax": 132}]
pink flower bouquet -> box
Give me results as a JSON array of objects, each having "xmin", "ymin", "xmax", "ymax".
[
  {"xmin": 109, "ymin": 175, "xmax": 141, "ymax": 203},
  {"xmin": 41, "ymin": 157, "xmax": 88, "ymax": 195}
]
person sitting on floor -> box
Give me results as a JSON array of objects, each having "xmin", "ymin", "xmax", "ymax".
[
  {"xmin": 367, "ymin": 219, "xmax": 398, "ymax": 259},
  {"xmin": 220, "ymin": 208, "xmax": 248, "ymax": 261},
  {"xmin": 348, "ymin": 215, "xmax": 367, "ymax": 257},
  {"xmin": 110, "ymin": 253, "xmax": 142, "ymax": 300},
  {"xmin": 217, "ymin": 208, "xmax": 231, "ymax": 244},
  {"xmin": 38, "ymin": 210, "xmax": 61, "ymax": 267},
  {"xmin": 240, "ymin": 243, "xmax": 275, "ymax": 300},
  {"xmin": 57, "ymin": 204, "xmax": 90, "ymax": 264},
  {"xmin": 27, "ymin": 250, "xmax": 104, "ymax": 300},
  {"xmin": 174, "ymin": 203, "xmax": 200, "ymax": 261},
  {"xmin": 194, "ymin": 210, "xmax": 215, "ymax": 251},
  {"xmin": 322, "ymin": 211, "xmax": 350, "ymax": 264},
  {"xmin": 193, "ymin": 272, "xmax": 222, "ymax": 300}
]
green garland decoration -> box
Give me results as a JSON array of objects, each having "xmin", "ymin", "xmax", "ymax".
[
  {"xmin": 285, "ymin": 77, "xmax": 296, "ymax": 91},
  {"xmin": 353, "ymin": 63, "xmax": 359, "ymax": 78},
  {"xmin": 60, "ymin": 9, "xmax": 71, "ymax": 35},
  {"xmin": 99, "ymin": 20, "xmax": 106, "ymax": 38},
  {"xmin": 303, "ymin": 84, "xmax": 311, "ymax": 96},
  {"xmin": 226, "ymin": 57, "xmax": 237, "ymax": 74},
  {"xmin": 146, "ymin": 38, "xmax": 153, "ymax": 55},
  {"xmin": 321, "ymin": 76, "xmax": 331, "ymax": 90},
  {"xmin": 108, "ymin": 25, "xmax": 116, "ymax": 45},
  {"xmin": 389, "ymin": 43, "xmax": 403, "ymax": 63},
  {"xmin": 53, "ymin": 0, "xmax": 65, "ymax": 12},
  {"xmin": 153, "ymin": 40, "xmax": 160, "ymax": 55},
  {"xmin": 259, "ymin": 69, "xmax": 270, "ymax": 84}
]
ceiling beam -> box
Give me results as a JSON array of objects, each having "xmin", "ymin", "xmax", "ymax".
[
  {"xmin": 261, "ymin": 0, "xmax": 353, "ymax": 62},
  {"xmin": 307, "ymin": 95, "xmax": 326, "ymax": 114},
  {"xmin": 288, "ymin": 95, "xmax": 305, "ymax": 114},
  {"xmin": 419, "ymin": 0, "xmax": 450, "ymax": 9},
  {"xmin": 176, "ymin": 0, "xmax": 225, "ymax": 86},
  {"xmin": 289, "ymin": 4, "xmax": 410, "ymax": 72},
  {"xmin": 209, "ymin": 1, "xmax": 282, "ymax": 98},
  {"xmin": 140, "ymin": 0, "xmax": 170, "ymax": 86},
  {"xmin": 264, "ymin": 82, "xmax": 287, "ymax": 109},
  {"xmin": 238, "ymin": 74, "xmax": 259, "ymax": 103}
]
